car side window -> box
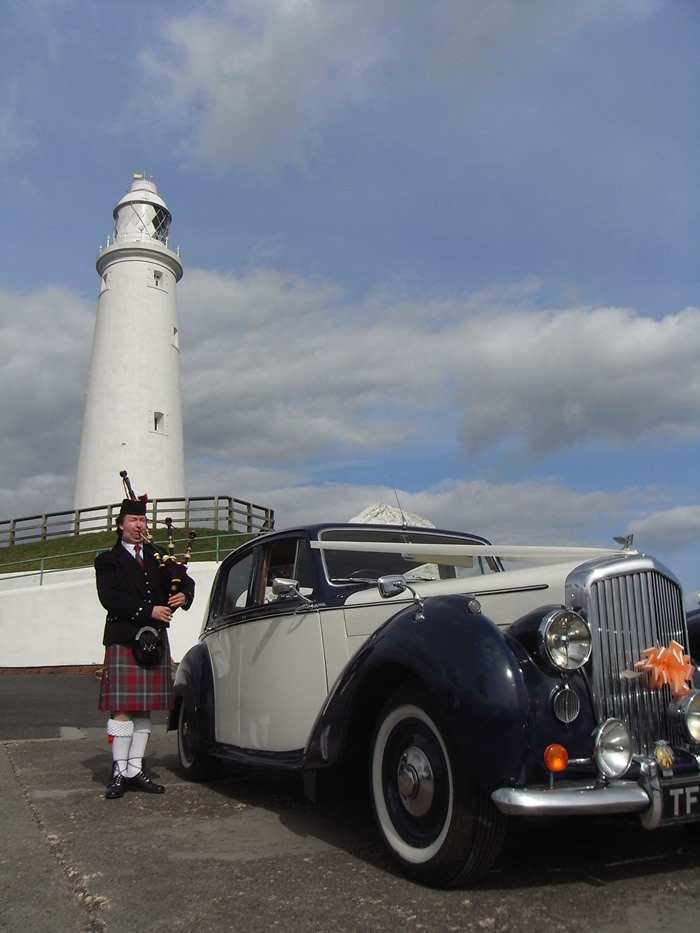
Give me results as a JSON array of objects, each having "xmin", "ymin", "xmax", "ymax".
[
  {"xmin": 257, "ymin": 539, "xmax": 314, "ymax": 604},
  {"xmin": 216, "ymin": 552, "xmax": 255, "ymax": 617}
]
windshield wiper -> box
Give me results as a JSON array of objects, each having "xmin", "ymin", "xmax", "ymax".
[{"xmin": 329, "ymin": 576, "xmax": 377, "ymax": 584}]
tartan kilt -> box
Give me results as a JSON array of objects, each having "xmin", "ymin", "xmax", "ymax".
[{"xmin": 98, "ymin": 636, "xmax": 174, "ymax": 712}]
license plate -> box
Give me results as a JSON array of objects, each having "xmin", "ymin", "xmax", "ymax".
[{"xmin": 662, "ymin": 778, "xmax": 700, "ymax": 822}]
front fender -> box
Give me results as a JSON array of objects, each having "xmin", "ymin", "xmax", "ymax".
[
  {"xmin": 305, "ymin": 594, "xmax": 531, "ymax": 792},
  {"xmin": 168, "ymin": 641, "xmax": 216, "ymax": 746}
]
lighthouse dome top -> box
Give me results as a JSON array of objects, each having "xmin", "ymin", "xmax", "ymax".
[{"xmin": 112, "ymin": 174, "xmax": 172, "ymax": 246}]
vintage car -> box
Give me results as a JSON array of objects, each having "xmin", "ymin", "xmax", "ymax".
[{"xmin": 170, "ymin": 522, "xmax": 700, "ymax": 887}]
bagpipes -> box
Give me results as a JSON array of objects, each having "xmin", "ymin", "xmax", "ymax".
[
  {"xmin": 120, "ymin": 470, "xmax": 196, "ymax": 597},
  {"xmin": 162, "ymin": 517, "xmax": 196, "ymax": 597}
]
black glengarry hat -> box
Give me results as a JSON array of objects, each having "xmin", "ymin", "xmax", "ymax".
[{"xmin": 118, "ymin": 497, "xmax": 147, "ymax": 520}]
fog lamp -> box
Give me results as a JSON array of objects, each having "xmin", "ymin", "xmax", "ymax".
[
  {"xmin": 594, "ymin": 718, "xmax": 632, "ymax": 779},
  {"xmin": 544, "ymin": 744, "xmax": 569, "ymax": 772},
  {"xmin": 668, "ymin": 689, "xmax": 700, "ymax": 744}
]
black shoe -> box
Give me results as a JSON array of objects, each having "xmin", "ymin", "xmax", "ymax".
[
  {"xmin": 125, "ymin": 770, "xmax": 165, "ymax": 794},
  {"xmin": 105, "ymin": 765, "xmax": 126, "ymax": 799}
]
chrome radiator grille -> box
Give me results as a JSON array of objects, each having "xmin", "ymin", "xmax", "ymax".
[{"xmin": 583, "ymin": 568, "xmax": 687, "ymax": 755}]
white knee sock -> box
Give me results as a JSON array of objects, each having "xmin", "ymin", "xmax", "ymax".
[
  {"xmin": 126, "ymin": 716, "xmax": 152, "ymax": 777},
  {"xmin": 107, "ymin": 719, "xmax": 134, "ymax": 775}
]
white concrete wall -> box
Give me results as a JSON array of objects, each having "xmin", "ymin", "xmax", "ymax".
[{"xmin": 0, "ymin": 562, "xmax": 219, "ymax": 667}]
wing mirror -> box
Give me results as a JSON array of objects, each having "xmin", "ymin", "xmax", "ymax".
[
  {"xmin": 378, "ymin": 574, "xmax": 425, "ymax": 622},
  {"xmin": 377, "ymin": 574, "xmax": 408, "ymax": 599},
  {"xmin": 271, "ymin": 577, "xmax": 314, "ymax": 608},
  {"xmin": 272, "ymin": 577, "xmax": 299, "ymax": 598}
]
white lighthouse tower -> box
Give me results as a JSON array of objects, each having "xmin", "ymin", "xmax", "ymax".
[{"xmin": 74, "ymin": 175, "xmax": 185, "ymax": 509}]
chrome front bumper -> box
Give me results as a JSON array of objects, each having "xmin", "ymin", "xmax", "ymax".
[
  {"xmin": 492, "ymin": 758, "xmax": 700, "ymax": 830},
  {"xmin": 491, "ymin": 780, "xmax": 651, "ymax": 818}
]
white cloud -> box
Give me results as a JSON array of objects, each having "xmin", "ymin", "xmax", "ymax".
[
  {"xmin": 0, "ymin": 472, "xmax": 76, "ymax": 525},
  {"xmin": 455, "ymin": 304, "xmax": 700, "ymax": 458},
  {"xmin": 135, "ymin": 0, "xmax": 663, "ymax": 170},
  {"xmin": 178, "ymin": 267, "xmax": 700, "ymax": 466},
  {"xmin": 139, "ymin": 0, "xmax": 388, "ymax": 168},
  {"xmin": 256, "ymin": 476, "xmax": 646, "ymax": 545},
  {"xmin": 0, "ymin": 286, "xmax": 92, "ymax": 513},
  {"xmin": 628, "ymin": 505, "xmax": 700, "ymax": 552}
]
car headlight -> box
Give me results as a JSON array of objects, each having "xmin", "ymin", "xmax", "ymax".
[
  {"xmin": 668, "ymin": 690, "xmax": 700, "ymax": 744},
  {"xmin": 594, "ymin": 718, "xmax": 632, "ymax": 779},
  {"xmin": 538, "ymin": 609, "xmax": 592, "ymax": 671}
]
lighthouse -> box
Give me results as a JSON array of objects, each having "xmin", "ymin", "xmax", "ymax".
[{"xmin": 74, "ymin": 175, "xmax": 185, "ymax": 509}]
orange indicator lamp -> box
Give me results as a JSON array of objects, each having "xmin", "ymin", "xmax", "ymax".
[{"xmin": 544, "ymin": 744, "xmax": 569, "ymax": 773}]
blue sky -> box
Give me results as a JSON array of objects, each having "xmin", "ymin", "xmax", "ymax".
[{"xmin": 1, "ymin": 0, "xmax": 699, "ymax": 603}]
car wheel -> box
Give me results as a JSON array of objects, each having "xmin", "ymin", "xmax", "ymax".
[
  {"xmin": 370, "ymin": 685, "xmax": 506, "ymax": 887},
  {"xmin": 177, "ymin": 695, "xmax": 221, "ymax": 782}
]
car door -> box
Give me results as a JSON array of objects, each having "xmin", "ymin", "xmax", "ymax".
[
  {"xmin": 238, "ymin": 536, "xmax": 327, "ymax": 753},
  {"xmin": 205, "ymin": 549, "xmax": 256, "ymax": 748}
]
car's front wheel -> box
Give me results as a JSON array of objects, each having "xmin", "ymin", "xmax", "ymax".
[
  {"xmin": 370, "ymin": 685, "xmax": 506, "ymax": 887},
  {"xmin": 177, "ymin": 695, "xmax": 222, "ymax": 782}
]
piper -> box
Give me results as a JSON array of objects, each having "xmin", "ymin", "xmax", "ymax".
[{"xmin": 95, "ymin": 482, "xmax": 195, "ymax": 800}]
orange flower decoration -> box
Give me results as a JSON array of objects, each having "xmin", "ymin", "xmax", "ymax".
[{"xmin": 635, "ymin": 640, "xmax": 695, "ymax": 700}]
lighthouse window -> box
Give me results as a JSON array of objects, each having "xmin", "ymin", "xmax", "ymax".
[
  {"xmin": 153, "ymin": 411, "xmax": 164, "ymax": 432},
  {"xmin": 152, "ymin": 206, "xmax": 170, "ymax": 243},
  {"xmin": 148, "ymin": 268, "xmax": 167, "ymax": 292},
  {"xmin": 171, "ymin": 327, "xmax": 179, "ymax": 350}
]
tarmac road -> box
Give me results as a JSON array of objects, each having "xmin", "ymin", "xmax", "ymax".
[{"xmin": 1, "ymin": 674, "xmax": 700, "ymax": 932}]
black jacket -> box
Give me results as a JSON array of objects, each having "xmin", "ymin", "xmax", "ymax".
[{"xmin": 95, "ymin": 540, "xmax": 195, "ymax": 646}]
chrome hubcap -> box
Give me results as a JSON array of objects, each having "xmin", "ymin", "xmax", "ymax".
[{"xmin": 397, "ymin": 746, "xmax": 434, "ymax": 817}]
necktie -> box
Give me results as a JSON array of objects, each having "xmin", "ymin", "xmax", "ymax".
[{"xmin": 134, "ymin": 544, "xmax": 144, "ymax": 567}]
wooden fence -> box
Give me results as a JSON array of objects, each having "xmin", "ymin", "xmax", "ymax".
[{"xmin": 0, "ymin": 496, "xmax": 275, "ymax": 547}]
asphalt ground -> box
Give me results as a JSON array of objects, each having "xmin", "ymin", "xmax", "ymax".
[{"xmin": 1, "ymin": 674, "xmax": 700, "ymax": 932}]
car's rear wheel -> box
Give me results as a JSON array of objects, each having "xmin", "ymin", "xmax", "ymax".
[
  {"xmin": 177, "ymin": 695, "xmax": 221, "ymax": 782},
  {"xmin": 370, "ymin": 684, "xmax": 506, "ymax": 887}
]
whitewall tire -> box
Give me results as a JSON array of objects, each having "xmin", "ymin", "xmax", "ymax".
[{"xmin": 370, "ymin": 685, "xmax": 506, "ymax": 887}]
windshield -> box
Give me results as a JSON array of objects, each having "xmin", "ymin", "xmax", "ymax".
[{"xmin": 318, "ymin": 528, "xmax": 501, "ymax": 583}]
